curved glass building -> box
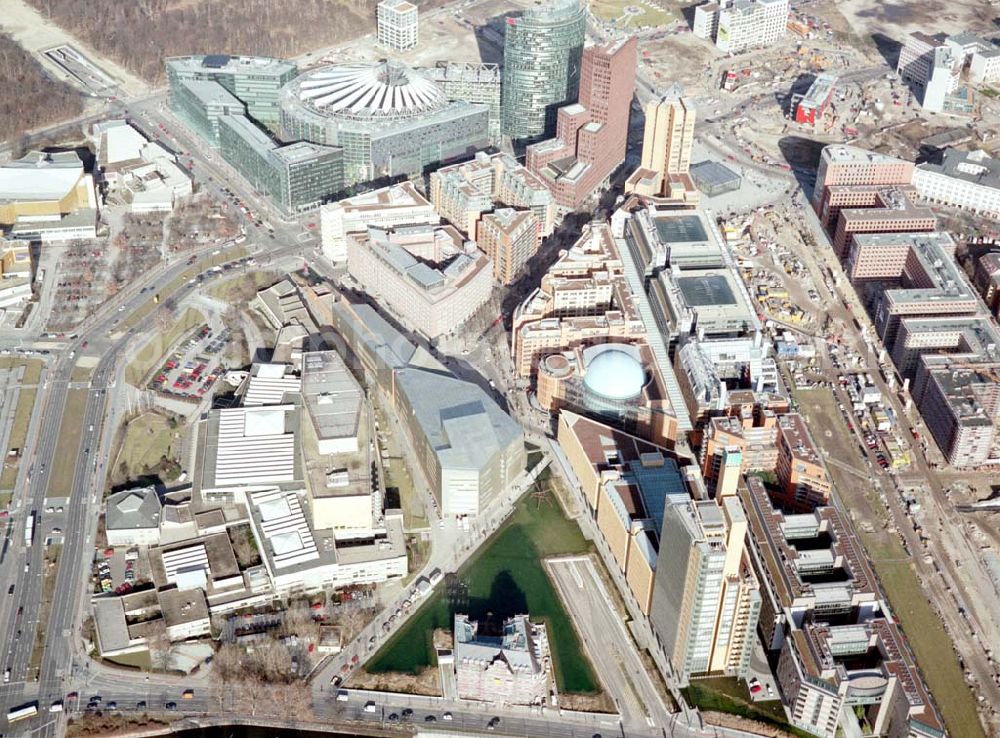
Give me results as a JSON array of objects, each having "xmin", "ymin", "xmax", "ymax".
[
  {"xmin": 280, "ymin": 60, "xmax": 490, "ymax": 186},
  {"xmin": 500, "ymin": 0, "xmax": 586, "ymax": 142}
]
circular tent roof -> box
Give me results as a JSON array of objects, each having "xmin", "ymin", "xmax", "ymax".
[
  {"xmin": 583, "ymin": 349, "xmax": 645, "ymax": 401},
  {"xmin": 295, "ymin": 61, "xmax": 447, "ymax": 121}
]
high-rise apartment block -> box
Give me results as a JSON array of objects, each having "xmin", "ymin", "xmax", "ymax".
[
  {"xmin": 693, "ymin": 0, "xmax": 789, "ymax": 55},
  {"xmin": 477, "ymin": 208, "xmax": 540, "ymax": 286},
  {"xmin": 526, "ymin": 37, "xmax": 637, "ymax": 211},
  {"xmin": 377, "ymin": 0, "xmax": 418, "ymax": 51},
  {"xmin": 625, "ymin": 89, "xmax": 699, "ymax": 204},
  {"xmin": 649, "ymin": 496, "xmax": 761, "ymax": 685},
  {"xmin": 774, "ymin": 413, "xmax": 832, "ymax": 512},
  {"xmin": 500, "ymin": 0, "xmax": 586, "ymax": 141},
  {"xmin": 897, "ymin": 32, "xmax": 962, "ymax": 113}
]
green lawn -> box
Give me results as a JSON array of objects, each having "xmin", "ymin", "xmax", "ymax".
[
  {"xmin": 683, "ymin": 678, "xmax": 814, "ymax": 738},
  {"xmin": 589, "ymin": 0, "xmax": 674, "ymax": 27},
  {"xmin": 367, "ymin": 489, "xmax": 599, "ymax": 694}
]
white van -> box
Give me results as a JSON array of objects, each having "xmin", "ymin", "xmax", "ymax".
[
  {"xmin": 363, "ymin": 701, "xmax": 377, "ymax": 713},
  {"xmin": 336, "ymin": 690, "xmax": 349, "ymax": 702}
]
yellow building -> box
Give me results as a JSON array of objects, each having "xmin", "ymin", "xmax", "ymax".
[
  {"xmin": 624, "ymin": 89, "xmax": 700, "ymax": 204},
  {"xmin": 557, "ymin": 411, "xmax": 690, "ymax": 614},
  {"xmin": 0, "ymin": 151, "xmax": 96, "ymax": 228}
]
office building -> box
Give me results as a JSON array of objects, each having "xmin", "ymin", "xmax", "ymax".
[
  {"xmin": 246, "ymin": 487, "xmax": 407, "ymax": 596},
  {"xmin": 912, "ymin": 358, "xmax": 999, "ymax": 469},
  {"xmin": 649, "ymin": 496, "xmax": 761, "ymax": 685},
  {"xmin": 812, "ymin": 145, "xmax": 913, "ymax": 217},
  {"xmin": 512, "ymin": 222, "xmax": 646, "ymax": 377},
  {"xmin": 625, "ymin": 88, "xmax": 699, "ymax": 204},
  {"xmin": 974, "ymin": 252, "xmax": 1000, "ymax": 316},
  {"xmin": 166, "ymin": 55, "xmax": 297, "ymax": 130},
  {"xmin": 848, "ymin": 232, "xmax": 979, "ymax": 348},
  {"xmin": 345, "ymin": 223, "xmax": 494, "ymax": 340},
  {"xmin": 320, "ymin": 181, "xmax": 438, "ymax": 262},
  {"xmin": 693, "ymin": 0, "xmax": 789, "ymax": 55},
  {"xmin": 891, "ymin": 316, "xmax": 1000, "ymax": 381},
  {"xmin": 430, "ymin": 151, "xmax": 557, "ymax": 239},
  {"xmin": 218, "ymin": 114, "xmax": 343, "ymax": 213},
  {"xmin": 829, "ymin": 186, "xmax": 937, "ymax": 259},
  {"xmin": 913, "ymin": 148, "xmax": 1000, "ymax": 218},
  {"xmin": 423, "ymin": 62, "xmax": 502, "ymax": 145},
  {"xmin": 557, "ymin": 411, "xmax": 691, "ymax": 613},
  {"xmin": 477, "ymin": 208, "xmax": 540, "ymax": 285},
  {"xmin": 791, "ymin": 73, "xmax": 837, "ymax": 124},
  {"xmin": 454, "ymin": 614, "xmax": 550, "ymax": 705},
  {"xmin": 739, "ymin": 477, "xmax": 945, "ymax": 738},
  {"xmin": 896, "ymin": 32, "xmax": 965, "ymax": 113},
  {"xmin": 326, "ymin": 298, "xmax": 526, "ymax": 517},
  {"xmin": 170, "ymin": 79, "xmax": 245, "ymax": 148},
  {"xmin": 377, "ymin": 0, "xmax": 418, "ymax": 51},
  {"xmin": 280, "ymin": 60, "xmax": 490, "ymax": 186},
  {"xmin": 774, "ymin": 413, "xmax": 832, "ymax": 512},
  {"xmin": 526, "ymin": 37, "xmax": 638, "ymax": 210},
  {"xmin": 500, "ymin": 0, "xmax": 587, "ymax": 141}
]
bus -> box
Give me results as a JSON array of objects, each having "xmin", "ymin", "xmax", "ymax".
[
  {"xmin": 24, "ymin": 510, "xmax": 35, "ymax": 547},
  {"xmin": 8, "ymin": 702, "xmax": 39, "ymax": 722}
]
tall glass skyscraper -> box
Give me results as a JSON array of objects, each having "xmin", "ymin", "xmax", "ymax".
[{"xmin": 500, "ymin": 0, "xmax": 586, "ymax": 142}]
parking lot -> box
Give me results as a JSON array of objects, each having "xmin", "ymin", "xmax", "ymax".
[{"xmin": 147, "ymin": 322, "xmax": 229, "ymax": 401}]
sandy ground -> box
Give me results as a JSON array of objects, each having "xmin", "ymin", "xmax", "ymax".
[
  {"xmin": 1, "ymin": 0, "xmax": 150, "ymax": 96},
  {"xmin": 835, "ymin": 0, "xmax": 999, "ymax": 43}
]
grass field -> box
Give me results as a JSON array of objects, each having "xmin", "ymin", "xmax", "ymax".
[
  {"xmin": 0, "ymin": 359, "xmax": 45, "ymax": 489},
  {"xmin": 29, "ymin": 545, "xmax": 62, "ymax": 679},
  {"xmin": 683, "ymin": 678, "xmax": 813, "ymax": 738},
  {"xmin": 70, "ymin": 364, "xmax": 95, "ymax": 383},
  {"xmin": 124, "ymin": 308, "xmax": 205, "ymax": 386},
  {"xmin": 48, "ymin": 389, "xmax": 89, "ymax": 497},
  {"xmin": 589, "ymin": 0, "xmax": 673, "ymax": 27},
  {"xmin": 113, "ymin": 412, "xmax": 178, "ymax": 482},
  {"xmin": 367, "ymin": 489, "xmax": 599, "ymax": 694},
  {"xmin": 207, "ymin": 270, "xmax": 280, "ymax": 302},
  {"xmin": 105, "ymin": 650, "xmax": 152, "ymax": 670},
  {"xmin": 793, "ymin": 388, "xmax": 985, "ymax": 738}
]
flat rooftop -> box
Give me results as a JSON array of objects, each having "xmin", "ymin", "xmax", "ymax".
[{"xmin": 301, "ymin": 350, "xmax": 363, "ymax": 443}]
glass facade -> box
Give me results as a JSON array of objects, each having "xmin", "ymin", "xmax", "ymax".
[
  {"xmin": 218, "ymin": 114, "xmax": 343, "ymax": 214},
  {"xmin": 500, "ymin": 0, "xmax": 586, "ymax": 141},
  {"xmin": 166, "ymin": 55, "xmax": 297, "ymax": 131}
]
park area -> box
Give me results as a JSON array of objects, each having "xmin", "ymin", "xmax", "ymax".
[
  {"xmin": 589, "ymin": 0, "xmax": 674, "ymax": 28},
  {"xmin": 364, "ymin": 486, "xmax": 600, "ymax": 696}
]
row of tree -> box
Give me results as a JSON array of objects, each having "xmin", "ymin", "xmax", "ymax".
[
  {"xmin": 26, "ymin": 0, "xmax": 382, "ymax": 82},
  {"xmin": 0, "ymin": 32, "xmax": 84, "ymax": 143}
]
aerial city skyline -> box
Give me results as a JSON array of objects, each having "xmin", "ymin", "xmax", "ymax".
[{"xmin": 1, "ymin": 0, "xmax": 1000, "ymax": 737}]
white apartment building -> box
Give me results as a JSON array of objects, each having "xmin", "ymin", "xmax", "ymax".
[
  {"xmin": 377, "ymin": 0, "xmax": 418, "ymax": 51},
  {"xmin": 320, "ymin": 181, "xmax": 439, "ymax": 262},
  {"xmin": 693, "ymin": 0, "xmax": 789, "ymax": 55},
  {"xmin": 971, "ymin": 47, "xmax": 1000, "ymax": 84},
  {"xmin": 913, "ymin": 148, "xmax": 1000, "ymax": 218}
]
